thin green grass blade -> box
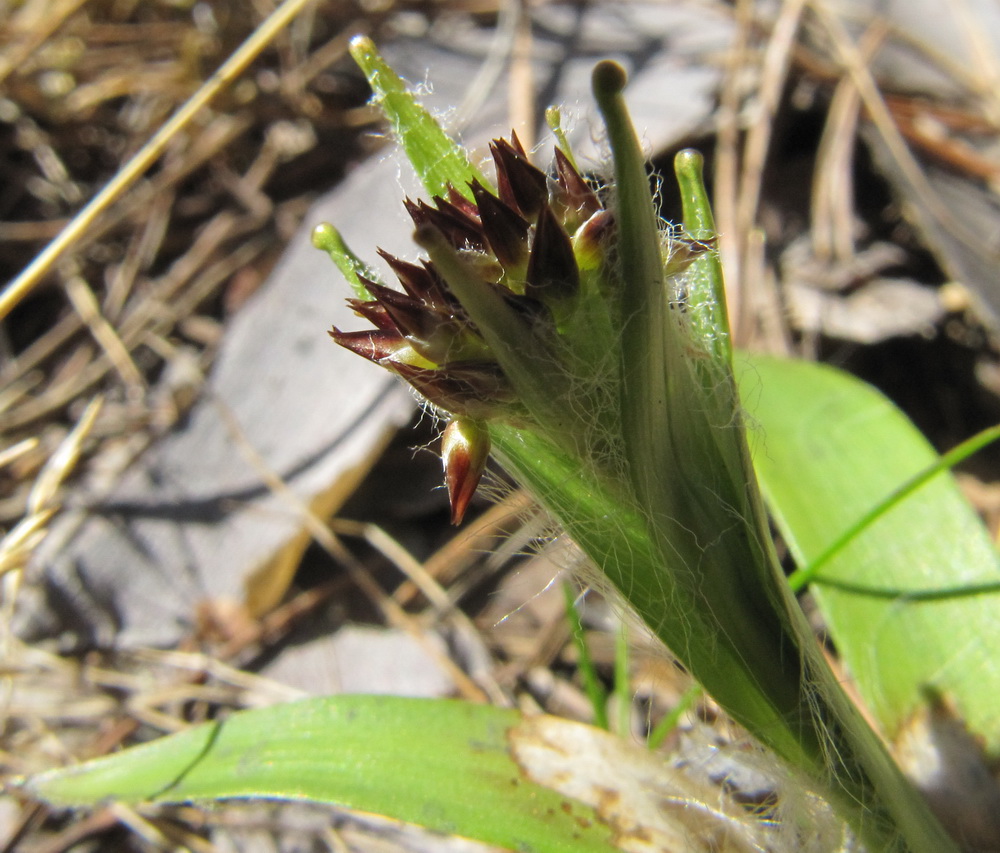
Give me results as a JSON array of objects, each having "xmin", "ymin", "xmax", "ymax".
[
  {"xmin": 349, "ymin": 36, "xmax": 491, "ymax": 200},
  {"xmin": 23, "ymin": 695, "xmax": 621, "ymax": 853},
  {"xmin": 612, "ymin": 623, "xmax": 631, "ymax": 742},
  {"xmin": 563, "ymin": 583, "xmax": 609, "ymax": 730},
  {"xmin": 647, "ymin": 684, "xmax": 702, "ymax": 751},
  {"xmin": 739, "ymin": 353, "xmax": 1000, "ymax": 750},
  {"xmin": 788, "ymin": 422, "xmax": 1000, "ymax": 591}
]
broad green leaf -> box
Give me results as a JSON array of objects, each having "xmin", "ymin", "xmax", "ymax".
[
  {"xmin": 24, "ymin": 695, "xmax": 620, "ymax": 853},
  {"xmin": 23, "ymin": 695, "xmax": 785, "ymax": 852},
  {"xmin": 739, "ymin": 353, "xmax": 1000, "ymax": 750},
  {"xmin": 348, "ymin": 36, "xmax": 491, "ymax": 200}
]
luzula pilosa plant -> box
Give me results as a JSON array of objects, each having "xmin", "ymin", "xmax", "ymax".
[{"xmin": 318, "ymin": 38, "xmax": 957, "ymax": 852}]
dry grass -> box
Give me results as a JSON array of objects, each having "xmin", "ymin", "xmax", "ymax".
[{"xmin": 0, "ymin": 0, "xmax": 390, "ymax": 498}]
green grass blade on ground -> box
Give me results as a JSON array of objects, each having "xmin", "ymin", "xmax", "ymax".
[
  {"xmin": 23, "ymin": 695, "xmax": 620, "ymax": 853},
  {"xmin": 738, "ymin": 353, "xmax": 1000, "ymax": 752},
  {"xmin": 22, "ymin": 694, "xmax": 788, "ymax": 852}
]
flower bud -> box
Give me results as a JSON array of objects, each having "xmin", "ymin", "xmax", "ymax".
[
  {"xmin": 441, "ymin": 418, "xmax": 491, "ymax": 525},
  {"xmin": 551, "ymin": 147, "xmax": 601, "ymax": 231},
  {"xmin": 573, "ymin": 209, "xmax": 615, "ymax": 272},
  {"xmin": 394, "ymin": 362, "xmax": 517, "ymax": 422}
]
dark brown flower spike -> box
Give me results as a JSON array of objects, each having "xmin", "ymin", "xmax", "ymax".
[
  {"xmin": 347, "ymin": 297, "xmax": 395, "ymax": 331},
  {"xmin": 404, "ymin": 197, "xmax": 485, "ymax": 252},
  {"xmin": 376, "ymin": 249, "xmax": 461, "ymax": 312},
  {"xmin": 469, "ymin": 180, "xmax": 530, "ymax": 271},
  {"xmin": 445, "ymin": 185, "xmax": 480, "ymax": 219},
  {"xmin": 328, "ymin": 328, "xmax": 411, "ymax": 363},
  {"xmin": 490, "ymin": 137, "xmax": 548, "ymax": 219},
  {"xmin": 331, "ymin": 132, "xmax": 611, "ymax": 521},
  {"xmin": 507, "ymin": 129, "xmax": 527, "ymax": 156},
  {"xmin": 432, "ymin": 193, "xmax": 487, "ymax": 238},
  {"xmin": 526, "ymin": 204, "xmax": 580, "ymax": 300},
  {"xmin": 375, "ymin": 251, "xmax": 436, "ymax": 302},
  {"xmin": 360, "ymin": 280, "xmax": 437, "ymax": 332},
  {"xmin": 393, "ymin": 362, "xmax": 517, "ymax": 421}
]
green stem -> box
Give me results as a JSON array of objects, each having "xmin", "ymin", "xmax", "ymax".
[
  {"xmin": 791, "ymin": 422, "xmax": 1000, "ymax": 590},
  {"xmin": 674, "ymin": 150, "xmax": 732, "ymax": 364}
]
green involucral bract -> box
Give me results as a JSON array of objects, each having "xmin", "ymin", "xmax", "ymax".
[{"xmin": 325, "ymin": 37, "xmax": 957, "ymax": 853}]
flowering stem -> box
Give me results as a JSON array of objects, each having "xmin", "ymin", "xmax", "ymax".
[{"xmin": 329, "ymin": 41, "xmax": 957, "ymax": 851}]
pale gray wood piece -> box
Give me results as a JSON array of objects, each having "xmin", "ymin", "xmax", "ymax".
[
  {"xmin": 261, "ymin": 625, "xmax": 455, "ymax": 697},
  {"xmin": 23, "ymin": 2, "xmax": 731, "ymax": 650},
  {"xmin": 867, "ymin": 146, "xmax": 1000, "ymax": 328},
  {"xmin": 23, "ymin": 159, "xmax": 417, "ymax": 648}
]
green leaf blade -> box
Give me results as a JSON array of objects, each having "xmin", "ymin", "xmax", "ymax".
[
  {"xmin": 739, "ymin": 353, "xmax": 1000, "ymax": 750},
  {"xmin": 25, "ymin": 695, "xmax": 621, "ymax": 853}
]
